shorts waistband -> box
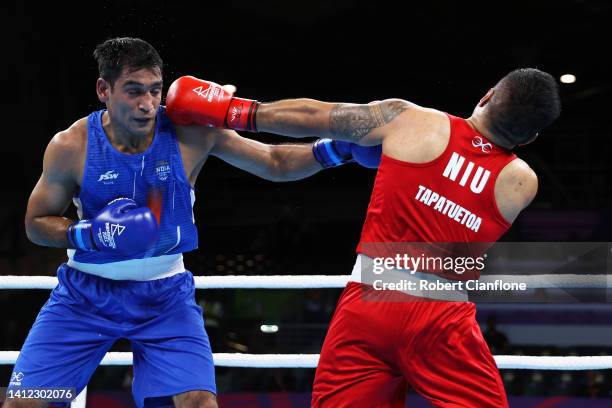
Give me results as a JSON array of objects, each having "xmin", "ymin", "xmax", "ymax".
[{"xmin": 67, "ymin": 252, "xmax": 185, "ymax": 281}]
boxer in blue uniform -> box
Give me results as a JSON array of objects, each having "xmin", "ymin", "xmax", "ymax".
[{"xmin": 4, "ymin": 38, "xmax": 381, "ymax": 408}]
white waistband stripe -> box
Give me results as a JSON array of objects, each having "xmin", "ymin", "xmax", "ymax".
[{"xmin": 66, "ymin": 251, "xmax": 185, "ymax": 281}]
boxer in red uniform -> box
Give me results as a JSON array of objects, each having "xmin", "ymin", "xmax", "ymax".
[{"xmin": 165, "ymin": 69, "xmax": 561, "ymax": 407}]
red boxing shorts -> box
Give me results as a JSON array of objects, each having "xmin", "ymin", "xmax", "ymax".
[{"xmin": 312, "ymin": 282, "xmax": 508, "ymax": 407}]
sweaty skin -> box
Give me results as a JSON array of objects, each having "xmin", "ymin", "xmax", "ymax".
[
  {"xmin": 25, "ymin": 68, "xmax": 322, "ymax": 250},
  {"xmin": 256, "ymin": 96, "xmax": 538, "ymax": 223}
]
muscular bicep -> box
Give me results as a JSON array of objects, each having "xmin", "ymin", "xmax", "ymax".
[
  {"xmin": 27, "ymin": 173, "xmax": 76, "ymax": 220},
  {"xmin": 26, "ymin": 134, "xmax": 80, "ymax": 222}
]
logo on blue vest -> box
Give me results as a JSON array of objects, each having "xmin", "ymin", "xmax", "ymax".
[
  {"xmin": 155, "ymin": 161, "xmax": 171, "ymax": 181},
  {"xmin": 98, "ymin": 170, "xmax": 119, "ymax": 184}
]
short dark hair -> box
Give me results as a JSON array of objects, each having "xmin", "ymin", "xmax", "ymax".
[
  {"xmin": 93, "ymin": 37, "xmax": 163, "ymax": 86},
  {"xmin": 486, "ymin": 68, "xmax": 561, "ymax": 145}
]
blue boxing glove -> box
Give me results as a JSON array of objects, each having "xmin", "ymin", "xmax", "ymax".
[
  {"xmin": 313, "ymin": 139, "xmax": 382, "ymax": 169},
  {"xmin": 67, "ymin": 197, "xmax": 159, "ymax": 256},
  {"xmin": 351, "ymin": 144, "xmax": 382, "ymax": 169},
  {"xmin": 312, "ymin": 139, "xmax": 353, "ymax": 168}
]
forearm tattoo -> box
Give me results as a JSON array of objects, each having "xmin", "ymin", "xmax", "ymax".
[{"xmin": 329, "ymin": 100, "xmax": 409, "ymax": 141}]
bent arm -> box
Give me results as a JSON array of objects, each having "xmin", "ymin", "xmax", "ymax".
[
  {"xmin": 25, "ymin": 132, "xmax": 81, "ymax": 247},
  {"xmin": 208, "ymin": 128, "xmax": 322, "ymax": 182},
  {"xmin": 256, "ymin": 98, "xmax": 413, "ymax": 145}
]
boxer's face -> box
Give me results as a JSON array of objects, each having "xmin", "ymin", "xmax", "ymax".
[{"xmin": 97, "ymin": 66, "xmax": 163, "ymax": 138}]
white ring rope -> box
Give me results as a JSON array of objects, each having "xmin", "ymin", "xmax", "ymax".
[
  {"xmin": 0, "ymin": 274, "xmax": 610, "ymax": 290},
  {"xmin": 2, "ymin": 274, "xmax": 611, "ymax": 372},
  {"xmin": 0, "ymin": 275, "xmax": 349, "ymax": 290},
  {"xmin": 0, "ymin": 351, "xmax": 611, "ymax": 370}
]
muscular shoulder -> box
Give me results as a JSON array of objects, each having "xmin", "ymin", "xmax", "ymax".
[
  {"xmin": 44, "ymin": 117, "xmax": 87, "ymax": 179},
  {"xmin": 49, "ymin": 118, "xmax": 87, "ymax": 156},
  {"xmin": 174, "ymin": 125, "xmax": 221, "ymax": 185},
  {"xmin": 495, "ymin": 158, "xmax": 538, "ymax": 222},
  {"xmin": 175, "ymin": 124, "xmax": 218, "ymax": 152},
  {"xmin": 498, "ymin": 158, "xmax": 538, "ymax": 199},
  {"xmin": 361, "ymin": 99, "xmax": 442, "ymax": 132},
  {"xmin": 177, "ymin": 125, "xmax": 249, "ymax": 160},
  {"xmin": 383, "ymin": 103, "xmax": 450, "ymax": 163}
]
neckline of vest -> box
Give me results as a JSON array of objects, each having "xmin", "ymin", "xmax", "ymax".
[{"xmin": 93, "ymin": 109, "xmax": 162, "ymax": 159}]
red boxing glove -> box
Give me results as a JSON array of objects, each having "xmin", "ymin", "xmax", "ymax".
[{"xmin": 166, "ymin": 76, "xmax": 259, "ymax": 131}]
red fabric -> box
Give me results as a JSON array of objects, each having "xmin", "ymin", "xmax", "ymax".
[
  {"xmin": 313, "ymin": 282, "xmax": 509, "ymax": 407},
  {"xmin": 358, "ymin": 114, "xmax": 517, "ymax": 252}
]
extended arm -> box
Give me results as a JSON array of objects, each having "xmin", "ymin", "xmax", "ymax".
[
  {"xmin": 206, "ymin": 128, "xmax": 323, "ymax": 182},
  {"xmin": 165, "ymin": 75, "xmax": 411, "ymax": 144},
  {"xmin": 166, "ymin": 76, "xmax": 387, "ymax": 172},
  {"xmin": 256, "ymin": 98, "xmax": 412, "ymax": 145}
]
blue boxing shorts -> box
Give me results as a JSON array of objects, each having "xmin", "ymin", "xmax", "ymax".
[{"xmin": 7, "ymin": 263, "xmax": 216, "ymax": 408}]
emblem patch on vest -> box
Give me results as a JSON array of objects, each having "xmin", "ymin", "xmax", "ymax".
[{"xmin": 155, "ymin": 160, "xmax": 171, "ymax": 181}]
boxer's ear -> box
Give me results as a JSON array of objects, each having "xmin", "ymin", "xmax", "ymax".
[
  {"xmin": 478, "ymin": 88, "xmax": 495, "ymax": 107},
  {"xmin": 96, "ymin": 78, "xmax": 111, "ymax": 103}
]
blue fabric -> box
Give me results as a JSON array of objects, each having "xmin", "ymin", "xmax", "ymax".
[
  {"xmin": 7, "ymin": 264, "xmax": 216, "ymax": 408},
  {"xmin": 74, "ymin": 107, "xmax": 198, "ymax": 264}
]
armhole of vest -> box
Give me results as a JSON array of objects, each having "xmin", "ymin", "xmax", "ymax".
[
  {"xmin": 436, "ymin": 112, "xmax": 457, "ymax": 163},
  {"xmin": 167, "ymin": 118, "xmax": 195, "ymax": 192},
  {"xmin": 76, "ymin": 113, "xmax": 96, "ymax": 205},
  {"xmin": 488, "ymin": 155, "xmax": 517, "ymax": 229},
  {"xmin": 439, "ymin": 112, "xmax": 457, "ymax": 162}
]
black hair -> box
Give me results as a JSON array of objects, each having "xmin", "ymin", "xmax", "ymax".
[
  {"xmin": 93, "ymin": 37, "xmax": 163, "ymax": 86},
  {"xmin": 486, "ymin": 68, "xmax": 561, "ymax": 145}
]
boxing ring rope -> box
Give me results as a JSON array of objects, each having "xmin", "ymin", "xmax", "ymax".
[
  {"xmin": 1, "ymin": 274, "xmax": 611, "ymax": 369},
  {"xmin": 1, "ymin": 351, "xmax": 612, "ymax": 370},
  {"xmin": 2, "ymin": 274, "xmax": 612, "ymax": 407},
  {"xmin": 1, "ymin": 273, "xmax": 611, "ymax": 289}
]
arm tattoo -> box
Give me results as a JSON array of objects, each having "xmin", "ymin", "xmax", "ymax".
[{"xmin": 329, "ymin": 100, "xmax": 409, "ymax": 141}]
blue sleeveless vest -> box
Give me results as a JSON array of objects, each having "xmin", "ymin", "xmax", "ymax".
[{"xmin": 72, "ymin": 107, "xmax": 198, "ymax": 264}]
